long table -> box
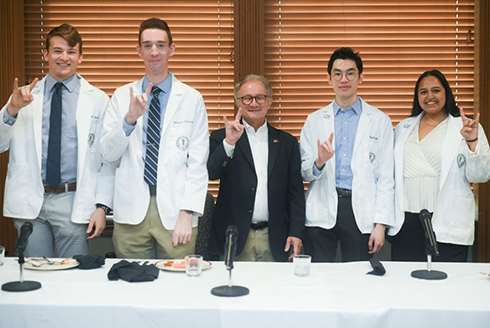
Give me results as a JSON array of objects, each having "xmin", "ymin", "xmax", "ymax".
[{"xmin": 1, "ymin": 258, "xmax": 490, "ymax": 328}]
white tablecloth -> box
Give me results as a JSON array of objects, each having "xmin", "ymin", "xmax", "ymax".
[{"xmin": 1, "ymin": 258, "xmax": 490, "ymax": 328}]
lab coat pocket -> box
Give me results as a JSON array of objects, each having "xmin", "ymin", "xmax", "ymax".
[
  {"xmin": 113, "ymin": 168, "xmax": 133, "ymax": 215},
  {"xmin": 447, "ymin": 192, "xmax": 475, "ymax": 234},
  {"xmin": 5, "ymin": 163, "xmax": 29, "ymax": 209}
]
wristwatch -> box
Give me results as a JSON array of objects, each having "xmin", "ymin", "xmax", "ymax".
[
  {"xmin": 96, "ymin": 203, "xmax": 112, "ymax": 215},
  {"xmin": 184, "ymin": 210, "xmax": 194, "ymax": 215}
]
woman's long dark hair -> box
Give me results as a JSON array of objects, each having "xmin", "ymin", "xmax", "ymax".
[{"xmin": 411, "ymin": 69, "xmax": 460, "ymax": 117}]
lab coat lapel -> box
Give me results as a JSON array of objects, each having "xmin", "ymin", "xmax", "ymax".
[
  {"xmin": 161, "ymin": 76, "xmax": 183, "ymax": 138},
  {"xmin": 322, "ymin": 105, "xmax": 336, "ymax": 177},
  {"xmin": 32, "ymin": 80, "xmax": 45, "ymax": 171},
  {"xmin": 439, "ymin": 116, "xmax": 462, "ymax": 190},
  {"xmin": 352, "ymin": 101, "xmax": 372, "ymax": 156}
]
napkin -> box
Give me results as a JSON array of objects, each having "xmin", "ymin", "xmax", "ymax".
[
  {"xmin": 108, "ymin": 260, "xmax": 159, "ymax": 282},
  {"xmin": 73, "ymin": 255, "xmax": 105, "ymax": 269},
  {"xmin": 367, "ymin": 258, "xmax": 386, "ymax": 276}
]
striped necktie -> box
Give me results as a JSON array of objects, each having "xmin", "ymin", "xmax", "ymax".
[
  {"xmin": 46, "ymin": 82, "xmax": 63, "ymax": 189},
  {"xmin": 144, "ymin": 86, "xmax": 162, "ymax": 187}
]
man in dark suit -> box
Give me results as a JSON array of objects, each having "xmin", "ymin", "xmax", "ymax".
[{"xmin": 208, "ymin": 75, "xmax": 305, "ymax": 262}]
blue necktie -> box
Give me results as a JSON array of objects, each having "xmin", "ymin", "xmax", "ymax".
[
  {"xmin": 144, "ymin": 86, "xmax": 162, "ymax": 187},
  {"xmin": 46, "ymin": 82, "xmax": 63, "ymax": 189}
]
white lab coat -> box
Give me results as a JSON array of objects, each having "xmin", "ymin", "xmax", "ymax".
[
  {"xmin": 391, "ymin": 114, "xmax": 490, "ymax": 244},
  {"xmin": 300, "ymin": 99, "xmax": 394, "ymax": 233},
  {"xmin": 100, "ymin": 76, "xmax": 209, "ymax": 229},
  {"xmin": 0, "ymin": 75, "xmax": 112, "ymax": 223}
]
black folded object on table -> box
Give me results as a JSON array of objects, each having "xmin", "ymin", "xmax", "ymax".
[
  {"xmin": 73, "ymin": 255, "xmax": 105, "ymax": 269},
  {"xmin": 367, "ymin": 258, "xmax": 386, "ymax": 276},
  {"xmin": 107, "ymin": 260, "xmax": 159, "ymax": 282}
]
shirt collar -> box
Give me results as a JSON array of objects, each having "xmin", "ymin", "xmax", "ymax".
[
  {"xmin": 142, "ymin": 72, "xmax": 173, "ymax": 94},
  {"xmin": 243, "ymin": 119, "xmax": 268, "ymax": 135},
  {"xmin": 45, "ymin": 73, "xmax": 79, "ymax": 93},
  {"xmin": 333, "ymin": 97, "xmax": 362, "ymax": 116}
]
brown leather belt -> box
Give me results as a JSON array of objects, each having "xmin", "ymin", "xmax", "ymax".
[
  {"xmin": 336, "ymin": 188, "xmax": 352, "ymax": 198},
  {"xmin": 44, "ymin": 183, "xmax": 77, "ymax": 194},
  {"xmin": 251, "ymin": 222, "xmax": 268, "ymax": 230}
]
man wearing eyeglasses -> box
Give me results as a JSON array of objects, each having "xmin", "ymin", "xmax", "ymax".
[
  {"xmin": 300, "ymin": 47, "xmax": 394, "ymax": 262},
  {"xmin": 208, "ymin": 75, "xmax": 305, "ymax": 262}
]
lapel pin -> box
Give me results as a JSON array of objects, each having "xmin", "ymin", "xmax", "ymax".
[{"xmin": 273, "ymin": 139, "xmax": 279, "ymax": 143}]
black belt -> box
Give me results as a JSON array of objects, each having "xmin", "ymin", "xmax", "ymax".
[
  {"xmin": 336, "ymin": 188, "xmax": 352, "ymax": 198},
  {"xmin": 149, "ymin": 185, "xmax": 157, "ymax": 196},
  {"xmin": 251, "ymin": 222, "xmax": 268, "ymax": 230}
]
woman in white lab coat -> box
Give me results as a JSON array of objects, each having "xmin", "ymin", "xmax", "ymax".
[{"xmin": 390, "ymin": 70, "xmax": 490, "ymax": 262}]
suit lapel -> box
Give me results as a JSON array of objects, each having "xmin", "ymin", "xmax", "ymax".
[
  {"xmin": 236, "ymin": 126, "xmax": 255, "ymax": 170},
  {"xmin": 268, "ymin": 125, "xmax": 280, "ymax": 175}
]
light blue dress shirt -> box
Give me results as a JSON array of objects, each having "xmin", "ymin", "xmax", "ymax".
[
  {"xmin": 123, "ymin": 73, "xmax": 172, "ymax": 163},
  {"xmin": 42, "ymin": 74, "xmax": 80, "ymax": 184},
  {"xmin": 3, "ymin": 74, "xmax": 81, "ymax": 185},
  {"xmin": 333, "ymin": 97, "xmax": 362, "ymax": 190}
]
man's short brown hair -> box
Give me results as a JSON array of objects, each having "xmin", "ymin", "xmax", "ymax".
[{"xmin": 46, "ymin": 23, "xmax": 83, "ymax": 54}]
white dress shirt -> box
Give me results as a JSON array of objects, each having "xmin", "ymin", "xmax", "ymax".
[{"xmin": 223, "ymin": 120, "xmax": 269, "ymax": 222}]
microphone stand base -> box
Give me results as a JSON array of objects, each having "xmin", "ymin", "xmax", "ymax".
[
  {"xmin": 211, "ymin": 285, "xmax": 249, "ymax": 297},
  {"xmin": 411, "ymin": 269, "xmax": 447, "ymax": 280},
  {"xmin": 2, "ymin": 280, "xmax": 42, "ymax": 292}
]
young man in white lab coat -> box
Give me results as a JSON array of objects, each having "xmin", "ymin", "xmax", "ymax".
[
  {"xmin": 101, "ymin": 18, "xmax": 209, "ymax": 259},
  {"xmin": 300, "ymin": 47, "xmax": 394, "ymax": 262},
  {"xmin": 0, "ymin": 24, "xmax": 112, "ymax": 257}
]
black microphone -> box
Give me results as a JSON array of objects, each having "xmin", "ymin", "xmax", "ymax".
[
  {"xmin": 224, "ymin": 225, "xmax": 238, "ymax": 270},
  {"xmin": 14, "ymin": 222, "xmax": 33, "ymax": 257},
  {"xmin": 419, "ymin": 209, "xmax": 439, "ymax": 256}
]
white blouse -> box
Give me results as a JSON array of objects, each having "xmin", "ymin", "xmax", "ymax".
[{"xmin": 403, "ymin": 118, "xmax": 448, "ymax": 212}]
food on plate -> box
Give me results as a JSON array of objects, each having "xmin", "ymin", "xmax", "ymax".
[{"xmin": 60, "ymin": 258, "xmax": 71, "ymax": 265}]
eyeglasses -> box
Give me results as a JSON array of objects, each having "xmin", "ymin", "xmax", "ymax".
[
  {"xmin": 331, "ymin": 71, "xmax": 358, "ymax": 81},
  {"xmin": 239, "ymin": 95, "xmax": 269, "ymax": 105}
]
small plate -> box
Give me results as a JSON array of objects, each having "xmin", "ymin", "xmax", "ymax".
[
  {"xmin": 25, "ymin": 258, "xmax": 79, "ymax": 271},
  {"xmin": 155, "ymin": 259, "xmax": 212, "ymax": 272}
]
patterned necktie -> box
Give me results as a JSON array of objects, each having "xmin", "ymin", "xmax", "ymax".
[
  {"xmin": 144, "ymin": 86, "xmax": 162, "ymax": 187},
  {"xmin": 46, "ymin": 82, "xmax": 63, "ymax": 189}
]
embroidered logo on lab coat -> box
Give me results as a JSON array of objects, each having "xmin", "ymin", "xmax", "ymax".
[
  {"xmin": 323, "ymin": 113, "xmax": 330, "ymax": 119},
  {"xmin": 176, "ymin": 136, "xmax": 189, "ymax": 151},
  {"xmin": 88, "ymin": 133, "xmax": 95, "ymax": 147},
  {"xmin": 369, "ymin": 152, "xmax": 376, "ymax": 163},
  {"xmin": 457, "ymin": 154, "xmax": 466, "ymax": 168}
]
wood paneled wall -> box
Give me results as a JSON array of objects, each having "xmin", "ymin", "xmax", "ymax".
[
  {"xmin": 1, "ymin": 1, "xmax": 490, "ymax": 261},
  {"xmin": 234, "ymin": 0, "xmax": 264, "ymax": 81},
  {"xmin": 0, "ymin": 0, "xmax": 25, "ymax": 256},
  {"xmin": 476, "ymin": 0, "xmax": 490, "ymax": 262}
]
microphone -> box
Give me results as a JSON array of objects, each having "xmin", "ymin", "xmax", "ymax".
[
  {"xmin": 14, "ymin": 222, "xmax": 33, "ymax": 257},
  {"xmin": 2, "ymin": 221, "xmax": 42, "ymax": 292},
  {"xmin": 419, "ymin": 209, "xmax": 439, "ymax": 257},
  {"xmin": 411, "ymin": 209, "xmax": 447, "ymax": 280},
  {"xmin": 211, "ymin": 224, "xmax": 249, "ymax": 297},
  {"xmin": 224, "ymin": 225, "xmax": 238, "ymax": 271}
]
